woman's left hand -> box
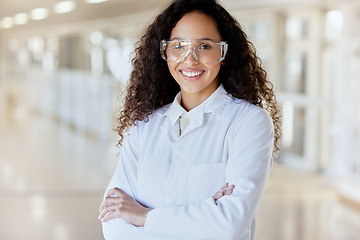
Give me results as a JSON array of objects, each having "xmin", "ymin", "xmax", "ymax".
[
  {"xmin": 98, "ymin": 188, "xmax": 152, "ymax": 227},
  {"xmin": 212, "ymin": 182, "xmax": 235, "ymax": 201}
]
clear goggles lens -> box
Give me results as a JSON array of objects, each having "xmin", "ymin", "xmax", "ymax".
[{"xmin": 160, "ymin": 39, "xmax": 228, "ymax": 64}]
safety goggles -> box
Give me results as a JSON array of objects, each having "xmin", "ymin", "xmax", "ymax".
[{"xmin": 160, "ymin": 39, "xmax": 228, "ymax": 64}]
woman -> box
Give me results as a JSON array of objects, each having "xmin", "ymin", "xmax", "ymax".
[{"xmin": 98, "ymin": 0, "xmax": 281, "ymax": 239}]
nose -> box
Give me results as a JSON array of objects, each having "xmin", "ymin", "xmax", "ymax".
[{"xmin": 182, "ymin": 49, "xmax": 199, "ymax": 65}]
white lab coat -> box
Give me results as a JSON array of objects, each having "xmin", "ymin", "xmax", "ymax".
[{"xmin": 102, "ymin": 85, "xmax": 274, "ymax": 240}]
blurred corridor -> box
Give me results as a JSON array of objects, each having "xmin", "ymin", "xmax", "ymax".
[{"xmin": 1, "ymin": 0, "xmax": 360, "ymax": 239}]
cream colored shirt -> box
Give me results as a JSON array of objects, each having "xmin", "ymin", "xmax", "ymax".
[
  {"xmin": 102, "ymin": 85, "xmax": 274, "ymax": 240},
  {"xmin": 175, "ymin": 93, "xmax": 190, "ymax": 136},
  {"xmin": 179, "ymin": 113, "xmax": 189, "ymax": 136}
]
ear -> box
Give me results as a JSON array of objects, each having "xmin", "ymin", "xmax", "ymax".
[{"xmin": 221, "ymin": 61, "xmax": 226, "ymax": 65}]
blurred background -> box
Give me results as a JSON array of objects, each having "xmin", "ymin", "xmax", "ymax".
[{"xmin": 0, "ymin": 0, "xmax": 359, "ymax": 239}]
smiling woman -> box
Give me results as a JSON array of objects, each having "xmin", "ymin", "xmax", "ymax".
[
  {"xmin": 99, "ymin": 0, "xmax": 281, "ymax": 239},
  {"xmin": 164, "ymin": 12, "xmax": 224, "ymax": 110}
]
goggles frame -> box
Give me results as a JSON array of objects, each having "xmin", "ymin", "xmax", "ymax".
[{"xmin": 160, "ymin": 39, "xmax": 228, "ymax": 64}]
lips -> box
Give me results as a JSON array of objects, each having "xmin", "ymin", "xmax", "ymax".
[{"xmin": 180, "ymin": 70, "xmax": 205, "ymax": 80}]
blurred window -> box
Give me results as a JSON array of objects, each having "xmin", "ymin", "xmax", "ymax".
[
  {"xmin": 241, "ymin": 20, "xmax": 271, "ymax": 76},
  {"xmin": 325, "ymin": 10, "xmax": 343, "ymax": 42},
  {"xmin": 282, "ymin": 101, "xmax": 306, "ymax": 156},
  {"xmin": 286, "ymin": 17, "xmax": 309, "ymax": 40},
  {"xmin": 282, "ymin": 51, "xmax": 306, "ymax": 94},
  {"xmin": 58, "ymin": 36, "xmax": 85, "ymax": 70}
]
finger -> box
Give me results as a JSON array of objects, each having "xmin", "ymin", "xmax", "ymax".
[
  {"xmin": 213, "ymin": 192, "xmax": 224, "ymax": 201},
  {"xmin": 218, "ymin": 183, "xmax": 228, "ymax": 190},
  {"xmin": 213, "ymin": 193, "xmax": 220, "ymax": 200},
  {"xmin": 222, "ymin": 185, "xmax": 235, "ymax": 192},
  {"xmin": 98, "ymin": 204, "xmax": 121, "ymax": 220},
  {"xmin": 224, "ymin": 186, "xmax": 235, "ymax": 191},
  {"xmin": 225, "ymin": 190, "xmax": 233, "ymax": 195},
  {"xmin": 105, "ymin": 188, "xmax": 127, "ymax": 198},
  {"xmin": 99, "ymin": 209, "xmax": 120, "ymax": 222},
  {"xmin": 222, "ymin": 183, "xmax": 229, "ymax": 189},
  {"xmin": 104, "ymin": 189, "xmax": 118, "ymax": 198},
  {"xmin": 99, "ymin": 197, "xmax": 122, "ymax": 213},
  {"xmin": 224, "ymin": 183, "xmax": 234, "ymax": 189},
  {"xmin": 217, "ymin": 183, "xmax": 228, "ymax": 193},
  {"xmin": 224, "ymin": 186, "xmax": 235, "ymax": 195}
]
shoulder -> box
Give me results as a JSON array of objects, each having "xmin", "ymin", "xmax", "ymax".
[
  {"xmin": 229, "ymin": 98, "xmax": 270, "ymax": 119},
  {"xmin": 126, "ymin": 104, "xmax": 170, "ymax": 146},
  {"xmin": 226, "ymin": 98, "xmax": 273, "ymax": 132},
  {"xmin": 223, "ymin": 99, "xmax": 274, "ymax": 151},
  {"xmin": 152, "ymin": 103, "xmax": 172, "ymax": 117},
  {"xmin": 131, "ymin": 103, "xmax": 171, "ymax": 129}
]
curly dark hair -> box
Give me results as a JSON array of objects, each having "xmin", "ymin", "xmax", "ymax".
[{"xmin": 117, "ymin": 0, "xmax": 281, "ymax": 157}]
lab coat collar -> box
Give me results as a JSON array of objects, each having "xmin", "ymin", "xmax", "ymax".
[
  {"xmin": 164, "ymin": 93, "xmax": 187, "ymax": 126},
  {"xmin": 160, "ymin": 84, "xmax": 231, "ymax": 124},
  {"xmin": 203, "ymin": 84, "xmax": 232, "ymax": 116},
  {"xmin": 157, "ymin": 85, "xmax": 231, "ymax": 143}
]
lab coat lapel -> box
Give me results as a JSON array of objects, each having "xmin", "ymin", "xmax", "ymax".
[
  {"xmin": 179, "ymin": 112, "xmax": 204, "ymax": 137},
  {"xmin": 159, "ymin": 118, "xmax": 179, "ymax": 144}
]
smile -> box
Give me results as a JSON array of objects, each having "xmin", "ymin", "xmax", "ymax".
[{"xmin": 180, "ymin": 70, "xmax": 204, "ymax": 77}]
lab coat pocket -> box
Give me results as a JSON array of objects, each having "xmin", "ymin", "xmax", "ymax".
[{"xmin": 188, "ymin": 162, "xmax": 227, "ymax": 201}]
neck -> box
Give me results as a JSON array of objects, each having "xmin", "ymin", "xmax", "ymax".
[
  {"xmin": 180, "ymin": 93, "xmax": 209, "ymax": 111},
  {"xmin": 180, "ymin": 83, "xmax": 219, "ymax": 111}
]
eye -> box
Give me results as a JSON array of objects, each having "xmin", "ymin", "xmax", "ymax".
[
  {"xmin": 174, "ymin": 44, "xmax": 184, "ymax": 49},
  {"xmin": 199, "ymin": 43, "xmax": 211, "ymax": 50},
  {"xmin": 169, "ymin": 41, "xmax": 186, "ymax": 50}
]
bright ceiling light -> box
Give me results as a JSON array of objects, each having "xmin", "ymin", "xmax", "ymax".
[
  {"xmin": 85, "ymin": 0, "xmax": 108, "ymax": 4},
  {"xmin": 14, "ymin": 13, "xmax": 29, "ymax": 25},
  {"xmin": 2, "ymin": 17, "xmax": 14, "ymax": 29},
  {"xmin": 54, "ymin": 1, "xmax": 77, "ymax": 14},
  {"xmin": 30, "ymin": 8, "xmax": 49, "ymax": 20}
]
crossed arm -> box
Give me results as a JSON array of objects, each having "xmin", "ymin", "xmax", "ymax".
[
  {"xmin": 98, "ymin": 182, "xmax": 235, "ymax": 227},
  {"xmin": 99, "ymin": 108, "xmax": 274, "ymax": 240}
]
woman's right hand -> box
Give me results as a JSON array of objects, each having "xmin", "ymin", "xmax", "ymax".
[
  {"xmin": 98, "ymin": 188, "xmax": 151, "ymax": 227},
  {"xmin": 212, "ymin": 182, "xmax": 235, "ymax": 201}
]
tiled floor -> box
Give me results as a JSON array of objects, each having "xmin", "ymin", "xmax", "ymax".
[
  {"xmin": 0, "ymin": 111, "xmax": 359, "ymax": 240},
  {"xmin": 256, "ymin": 165, "xmax": 360, "ymax": 240}
]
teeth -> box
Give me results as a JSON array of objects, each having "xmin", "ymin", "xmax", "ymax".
[{"xmin": 182, "ymin": 71, "xmax": 203, "ymax": 77}]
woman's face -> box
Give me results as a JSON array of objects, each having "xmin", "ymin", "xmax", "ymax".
[{"xmin": 167, "ymin": 11, "xmax": 223, "ymax": 100}]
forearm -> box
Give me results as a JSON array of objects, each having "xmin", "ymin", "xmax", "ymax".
[
  {"xmin": 143, "ymin": 197, "xmax": 252, "ymax": 240},
  {"xmin": 143, "ymin": 158, "xmax": 271, "ymax": 239}
]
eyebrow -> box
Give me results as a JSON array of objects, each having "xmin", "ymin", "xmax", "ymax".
[{"xmin": 170, "ymin": 37, "xmax": 215, "ymax": 41}]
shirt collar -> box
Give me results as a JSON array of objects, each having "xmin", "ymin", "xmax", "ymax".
[
  {"xmin": 165, "ymin": 93, "xmax": 187, "ymax": 126},
  {"xmin": 162, "ymin": 84, "xmax": 231, "ymax": 126}
]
